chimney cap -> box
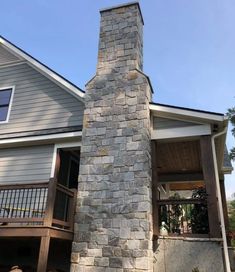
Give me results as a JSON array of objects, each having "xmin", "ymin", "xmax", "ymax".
[{"xmin": 100, "ymin": 2, "xmax": 144, "ymax": 25}]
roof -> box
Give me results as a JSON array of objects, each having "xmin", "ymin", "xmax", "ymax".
[
  {"xmin": 151, "ymin": 102, "xmax": 224, "ymax": 116},
  {"xmin": 150, "ymin": 102, "xmax": 227, "ymax": 123},
  {"xmin": 150, "ymin": 102, "xmax": 232, "ymax": 174},
  {"xmin": 0, "ymin": 35, "xmax": 85, "ymax": 102}
]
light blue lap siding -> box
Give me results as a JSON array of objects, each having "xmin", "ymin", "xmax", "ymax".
[
  {"xmin": 0, "ymin": 46, "xmax": 20, "ymax": 64},
  {"xmin": 0, "ymin": 145, "xmax": 54, "ymax": 184},
  {"xmin": 0, "ymin": 63, "xmax": 84, "ymax": 135}
]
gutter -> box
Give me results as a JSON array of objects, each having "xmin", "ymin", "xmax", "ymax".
[{"xmin": 211, "ymin": 127, "xmax": 231, "ymax": 272}]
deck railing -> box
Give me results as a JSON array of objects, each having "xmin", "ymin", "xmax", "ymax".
[
  {"xmin": 158, "ymin": 198, "xmax": 209, "ymax": 236},
  {"xmin": 0, "ymin": 179, "xmax": 76, "ymax": 231}
]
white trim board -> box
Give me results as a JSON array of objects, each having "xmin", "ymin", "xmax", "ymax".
[
  {"xmin": 151, "ymin": 124, "xmax": 211, "ymax": 140},
  {"xmin": 50, "ymin": 142, "xmax": 82, "ymax": 178},
  {"xmin": 0, "ymin": 37, "xmax": 85, "ymax": 102},
  {"xmin": 0, "ymin": 131, "xmax": 82, "ymax": 147}
]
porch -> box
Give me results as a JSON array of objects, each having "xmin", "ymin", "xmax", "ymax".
[
  {"xmin": 0, "ymin": 178, "xmax": 76, "ymax": 272},
  {"xmin": 151, "ymin": 137, "xmax": 229, "ymax": 238}
]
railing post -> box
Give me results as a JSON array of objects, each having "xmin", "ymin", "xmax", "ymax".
[
  {"xmin": 43, "ymin": 178, "xmax": 57, "ymax": 227},
  {"xmin": 68, "ymin": 189, "xmax": 76, "ymax": 231}
]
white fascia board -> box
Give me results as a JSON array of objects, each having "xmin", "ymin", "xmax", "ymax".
[
  {"xmin": 0, "ymin": 37, "xmax": 85, "ymax": 102},
  {"xmin": 151, "ymin": 124, "xmax": 211, "ymax": 140},
  {"xmin": 0, "ymin": 131, "xmax": 82, "ymax": 146},
  {"xmin": 149, "ymin": 104, "xmax": 226, "ymax": 123}
]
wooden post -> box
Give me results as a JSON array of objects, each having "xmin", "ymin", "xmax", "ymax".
[
  {"xmin": 200, "ymin": 136, "xmax": 221, "ymax": 237},
  {"xmin": 220, "ymin": 179, "xmax": 229, "ymax": 231},
  {"xmin": 37, "ymin": 179, "xmax": 57, "ymax": 272},
  {"xmin": 220, "ymin": 179, "xmax": 231, "ymax": 245},
  {"xmin": 37, "ymin": 235, "xmax": 50, "ymax": 272},
  {"xmin": 151, "ymin": 140, "xmax": 159, "ymax": 236},
  {"xmin": 44, "ymin": 178, "xmax": 57, "ymax": 227},
  {"xmin": 54, "ymin": 151, "xmax": 61, "ymax": 180}
]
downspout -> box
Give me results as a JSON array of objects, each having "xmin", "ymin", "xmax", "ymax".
[{"xmin": 211, "ymin": 127, "xmax": 231, "ymax": 272}]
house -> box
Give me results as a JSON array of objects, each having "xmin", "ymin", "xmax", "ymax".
[{"xmin": 0, "ymin": 2, "xmax": 233, "ymax": 272}]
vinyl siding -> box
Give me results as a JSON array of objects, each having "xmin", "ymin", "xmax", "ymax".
[
  {"xmin": 0, "ymin": 63, "xmax": 84, "ymax": 136},
  {"xmin": 0, "ymin": 145, "xmax": 54, "ymax": 184},
  {"xmin": 153, "ymin": 116, "xmax": 199, "ymax": 130},
  {"xmin": 0, "ymin": 45, "xmax": 21, "ymax": 64}
]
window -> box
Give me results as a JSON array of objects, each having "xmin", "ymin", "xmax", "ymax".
[{"xmin": 0, "ymin": 87, "xmax": 14, "ymax": 122}]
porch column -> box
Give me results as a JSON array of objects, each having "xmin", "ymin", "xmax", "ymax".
[
  {"xmin": 220, "ymin": 179, "xmax": 229, "ymax": 230},
  {"xmin": 151, "ymin": 140, "xmax": 159, "ymax": 236},
  {"xmin": 37, "ymin": 236, "xmax": 50, "ymax": 272},
  {"xmin": 200, "ymin": 136, "xmax": 221, "ymax": 237}
]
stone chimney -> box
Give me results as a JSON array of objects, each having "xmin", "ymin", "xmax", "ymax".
[
  {"xmin": 97, "ymin": 2, "xmax": 144, "ymax": 74},
  {"xmin": 71, "ymin": 2, "xmax": 153, "ymax": 271}
]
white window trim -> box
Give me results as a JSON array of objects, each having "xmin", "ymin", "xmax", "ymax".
[
  {"xmin": 0, "ymin": 85, "xmax": 15, "ymax": 124},
  {"xmin": 50, "ymin": 142, "xmax": 81, "ymax": 178}
]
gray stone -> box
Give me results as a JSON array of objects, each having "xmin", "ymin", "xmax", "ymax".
[{"xmin": 109, "ymin": 257, "xmax": 123, "ymax": 268}]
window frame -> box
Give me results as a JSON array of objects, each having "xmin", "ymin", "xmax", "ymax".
[{"xmin": 0, "ymin": 86, "xmax": 15, "ymax": 124}]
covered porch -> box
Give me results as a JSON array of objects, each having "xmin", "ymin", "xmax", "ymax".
[{"xmin": 150, "ymin": 103, "xmax": 232, "ymax": 272}]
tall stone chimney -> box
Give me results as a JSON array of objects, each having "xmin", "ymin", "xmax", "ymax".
[{"xmin": 71, "ymin": 2, "xmax": 153, "ymax": 271}]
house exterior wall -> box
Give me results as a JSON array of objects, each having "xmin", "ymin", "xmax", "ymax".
[
  {"xmin": 153, "ymin": 116, "xmax": 200, "ymax": 130},
  {"xmin": 0, "ymin": 144, "xmax": 54, "ymax": 184},
  {"xmin": 0, "ymin": 63, "xmax": 84, "ymax": 138}
]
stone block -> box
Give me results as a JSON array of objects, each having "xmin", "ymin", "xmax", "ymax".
[
  {"xmin": 94, "ymin": 257, "xmax": 109, "ymax": 267},
  {"xmin": 79, "ymin": 257, "xmax": 94, "ymax": 266},
  {"xmin": 135, "ymin": 257, "xmax": 149, "ymax": 269},
  {"xmin": 109, "ymin": 257, "xmax": 123, "ymax": 268}
]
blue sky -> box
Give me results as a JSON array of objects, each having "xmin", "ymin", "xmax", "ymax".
[{"xmin": 1, "ymin": 0, "xmax": 234, "ymax": 196}]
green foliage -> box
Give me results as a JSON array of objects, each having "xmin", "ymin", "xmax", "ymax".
[
  {"xmin": 228, "ymin": 199, "xmax": 235, "ymax": 230},
  {"xmin": 169, "ymin": 193, "xmax": 183, "ymax": 233},
  {"xmin": 227, "ymin": 106, "xmax": 235, "ymax": 160},
  {"xmin": 191, "ymin": 187, "xmax": 209, "ymax": 234},
  {"xmin": 192, "ymin": 268, "xmax": 200, "ymax": 272}
]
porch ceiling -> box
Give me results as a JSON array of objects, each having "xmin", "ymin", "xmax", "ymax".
[{"xmin": 155, "ymin": 140, "xmax": 202, "ymax": 176}]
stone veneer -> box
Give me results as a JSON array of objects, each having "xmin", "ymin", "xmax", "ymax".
[
  {"xmin": 71, "ymin": 2, "xmax": 153, "ymax": 272},
  {"xmin": 153, "ymin": 238, "xmax": 224, "ymax": 272}
]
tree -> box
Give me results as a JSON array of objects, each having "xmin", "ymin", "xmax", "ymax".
[
  {"xmin": 227, "ymin": 107, "xmax": 235, "ymax": 160},
  {"xmin": 228, "ymin": 199, "xmax": 235, "ymax": 230}
]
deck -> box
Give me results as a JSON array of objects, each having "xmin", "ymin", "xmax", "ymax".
[{"xmin": 0, "ymin": 178, "xmax": 76, "ymax": 271}]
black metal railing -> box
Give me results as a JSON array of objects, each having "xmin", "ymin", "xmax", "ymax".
[
  {"xmin": 0, "ymin": 179, "xmax": 76, "ymax": 230},
  {"xmin": 158, "ymin": 198, "xmax": 209, "ymax": 236}
]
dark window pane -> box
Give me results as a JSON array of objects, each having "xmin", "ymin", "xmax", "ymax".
[
  {"xmin": 0, "ymin": 106, "xmax": 8, "ymax": 121},
  {"xmin": 0, "ymin": 89, "xmax": 12, "ymax": 105}
]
